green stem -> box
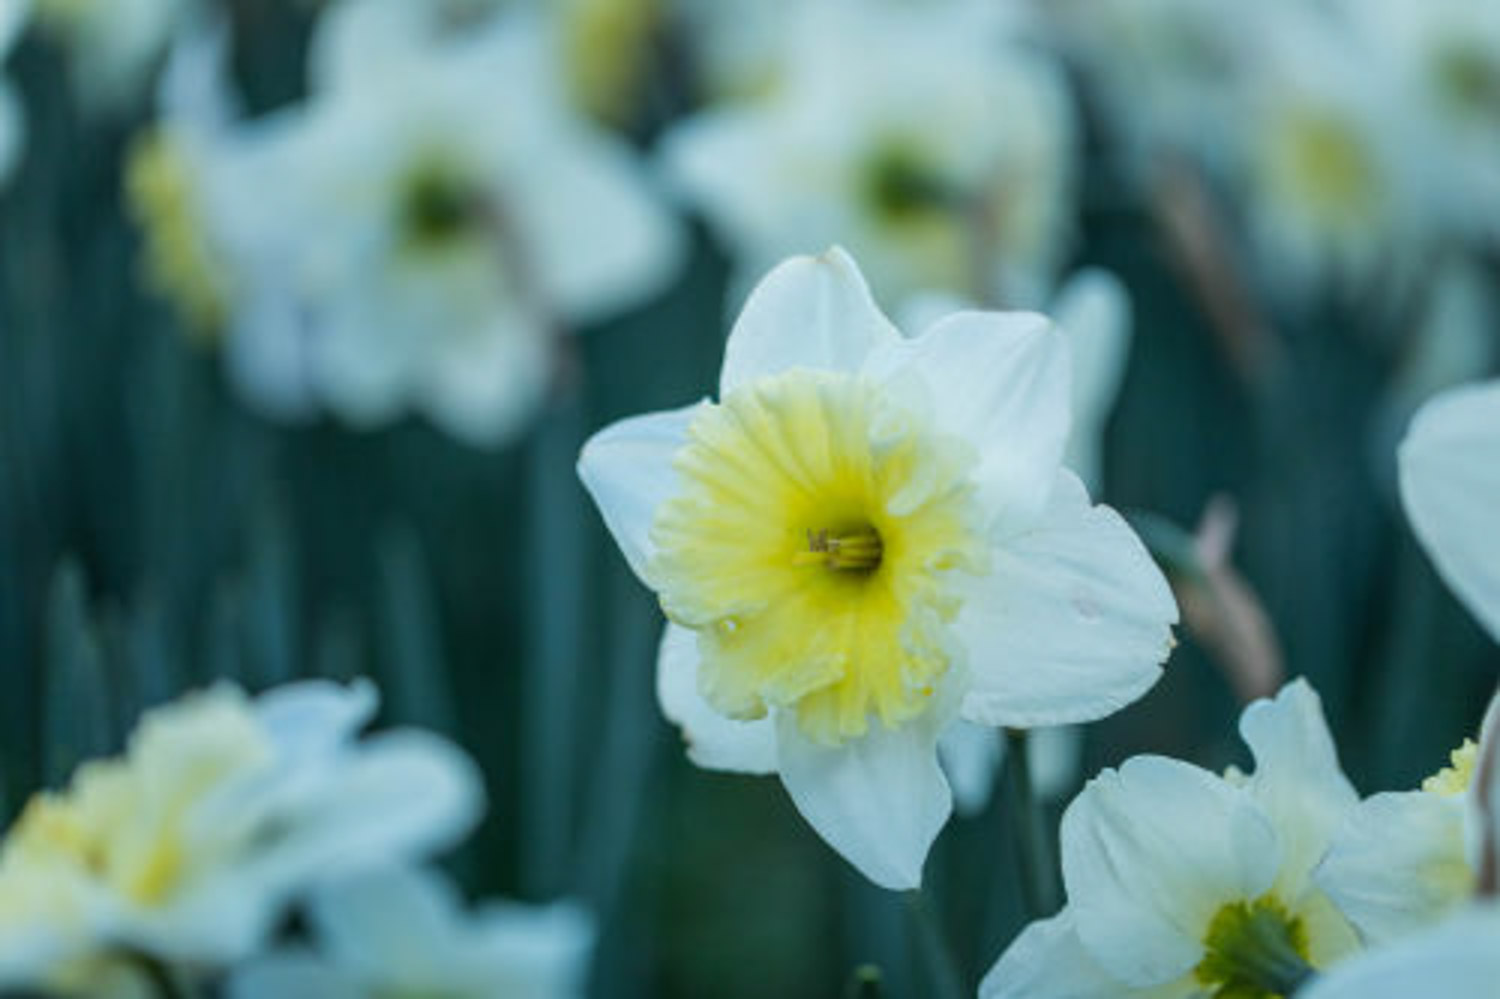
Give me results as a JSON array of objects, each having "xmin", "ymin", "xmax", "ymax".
[
  {"xmin": 1003, "ymin": 728, "xmax": 1061, "ymax": 919},
  {"xmin": 905, "ymin": 891, "xmax": 965, "ymax": 999}
]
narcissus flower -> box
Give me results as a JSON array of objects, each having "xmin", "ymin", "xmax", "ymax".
[
  {"xmin": 1399, "ymin": 379, "xmax": 1500, "ymax": 645},
  {"xmin": 229, "ymin": 865, "xmax": 593, "ymax": 999},
  {"xmin": 661, "ymin": 0, "xmax": 1075, "ymax": 308},
  {"xmin": 1234, "ymin": 6, "xmax": 1421, "ymax": 304},
  {"xmin": 0, "ymin": 680, "xmax": 483, "ymax": 995},
  {"xmin": 580, "ymin": 248, "xmax": 1176, "ymax": 887},
  {"xmin": 1317, "ymin": 690, "xmax": 1500, "ymax": 945},
  {"xmin": 209, "ymin": 7, "xmax": 682, "ymax": 444},
  {"xmin": 1302, "ymin": 715, "xmax": 1500, "ymax": 999},
  {"xmin": 982, "ymin": 680, "xmax": 1362, "ymax": 998}
]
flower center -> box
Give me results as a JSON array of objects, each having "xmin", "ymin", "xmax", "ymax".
[
  {"xmin": 1195, "ymin": 896, "xmax": 1312, "ymax": 998},
  {"xmin": 794, "ymin": 526, "xmax": 884, "ymax": 573},
  {"xmin": 648, "ymin": 369, "xmax": 987, "ymax": 745},
  {"xmin": 400, "ymin": 161, "xmax": 487, "ymax": 251},
  {"xmin": 1266, "ymin": 110, "xmax": 1379, "ymax": 229},
  {"xmin": 1435, "ymin": 43, "xmax": 1500, "ymax": 121},
  {"xmin": 862, "ymin": 141, "xmax": 957, "ymax": 226}
]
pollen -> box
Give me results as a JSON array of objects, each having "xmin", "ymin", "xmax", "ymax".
[{"xmin": 648, "ymin": 368, "xmax": 988, "ymax": 745}]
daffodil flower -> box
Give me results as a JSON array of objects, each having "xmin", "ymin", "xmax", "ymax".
[
  {"xmin": 1344, "ymin": 0, "xmax": 1500, "ymax": 244},
  {"xmin": 661, "ymin": 0, "xmax": 1075, "ymax": 309},
  {"xmin": 982, "ymin": 679, "xmax": 1362, "ymax": 997},
  {"xmin": 1399, "ymin": 379, "xmax": 1500, "ymax": 645},
  {"xmin": 0, "ymin": 680, "xmax": 483, "ymax": 994},
  {"xmin": 228, "ymin": 865, "xmax": 593, "ymax": 999},
  {"xmin": 580, "ymin": 248, "xmax": 1176, "ymax": 888},
  {"xmin": 207, "ymin": 7, "xmax": 682, "ymax": 445},
  {"xmin": 1234, "ymin": 5, "xmax": 1421, "ymax": 304},
  {"xmin": 1315, "ymin": 690, "xmax": 1500, "ymax": 946},
  {"xmin": 1301, "ymin": 708, "xmax": 1500, "ymax": 999}
]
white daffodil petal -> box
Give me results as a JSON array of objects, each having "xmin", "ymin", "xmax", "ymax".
[
  {"xmin": 660, "ymin": 108, "xmax": 787, "ymax": 270},
  {"xmin": 514, "ymin": 130, "xmax": 684, "ymax": 326},
  {"xmin": 1298, "ymin": 904, "xmax": 1500, "ymax": 999},
  {"xmin": 1063, "ymin": 756, "xmax": 1281, "ymax": 986},
  {"xmin": 718, "ymin": 247, "xmax": 901, "ymax": 396},
  {"xmin": 471, "ymin": 900, "xmax": 595, "ymax": 997},
  {"xmin": 1052, "ymin": 269, "xmax": 1132, "ymax": 492},
  {"xmin": 255, "ymin": 730, "xmax": 484, "ymax": 888},
  {"xmin": 959, "ymin": 471, "xmax": 1176, "ymax": 728},
  {"xmin": 937, "ymin": 720, "xmax": 1002, "ymax": 817},
  {"xmin": 228, "ymin": 950, "xmax": 363, "ymax": 999},
  {"xmin": 1316, "ymin": 791, "xmax": 1472, "ymax": 947},
  {"xmin": 980, "ymin": 910, "xmax": 1191, "ymax": 999},
  {"xmin": 308, "ymin": 866, "xmax": 460, "ymax": 979},
  {"xmin": 656, "ymin": 624, "xmax": 777, "ymax": 774},
  {"xmin": 255, "ymin": 678, "xmax": 379, "ymax": 758},
  {"xmin": 0, "ymin": 79, "xmax": 22, "ymax": 186},
  {"xmin": 864, "ymin": 310, "xmax": 1070, "ymax": 526},
  {"xmin": 774, "ymin": 711, "xmax": 951, "ymax": 890},
  {"xmin": 1238, "ymin": 679, "xmax": 1358, "ymax": 894},
  {"xmin": 416, "ymin": 306, "xmax": 553, "ymax": 448},
  {"xmin": 576, "ymin": 402, "xmax": 704, "ymax": 582},
  {"xmin": 1399, "ymin": 380, "xmax": 1500, "ymax": 643}
]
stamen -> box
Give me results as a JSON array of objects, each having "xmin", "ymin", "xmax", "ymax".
[{"xmin": 793, "ymin": 527, "xmax": 883, "ymax": 572}]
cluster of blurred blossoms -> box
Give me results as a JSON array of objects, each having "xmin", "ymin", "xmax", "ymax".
[
  {"xmin": 0, "ymin": 678, "xmax": 593, "ymax": 997},
  {"xmin": 2, "ymin": 0, "xmax": 1492, "ymax": 444}
]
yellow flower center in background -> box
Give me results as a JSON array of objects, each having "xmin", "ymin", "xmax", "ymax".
[
  {"xmin": 1265, "ymin": 109, "xmax": 1379, "ymax": 232},
  {"xmin": 1422, "ymin": 738, "xmax": 1478, "ymax": 796},
  {"xmin": 1, "ymin": 689, "xmax": 273, "ymax": 909},
  {"xmin": 649, "ymin": 368, "xmax": 988, "ymax": 745},
  {"xmin": 125, "ymin": 128, "xmax": 230, "ymax": 340}
]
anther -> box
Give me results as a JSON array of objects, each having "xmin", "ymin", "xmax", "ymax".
[{"xmin": 793, "ymin": 527, "xmax": 883, "ymax": 572}]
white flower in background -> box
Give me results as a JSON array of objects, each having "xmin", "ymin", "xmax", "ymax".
[
  {"xmin": 1399, "ymin": 379, "xmax": 1500, "ymax": 645},
  {"xmin": 981, "ymin": 680, "xmax": 1362, "ymax": 998},
  {"xmin": 0, "ymin": 680, "xmax": 483, "ymax": 995},
  {"xmin": 209, "ymin": 9, "xmax": 683, "ymax": 445},
  {"xmin": 662, "ymin": 0, "xmax": 1075, "ymax": 310},
  {"xmin": 0, "ymin": 0, "xmax": 28, "ymax": 185},
  {"xmin": 1233, "ymin": 6, "xmax": 1422, "ymax": 306},
  {"xmin": 229, "ymin": 866, "xmax": 593, "ymax": 999},
  {"xmin": 1297, "ymin": 903, "xmax": 1500, "ymax": 999},
  {"xmin": 904, "ymin": 268, "xmax": 1134, "ymax": 813},
  {"xmin": 32, "ymin": 0, "xmax": 191, "ymax": 113},
  {"xmin": 1041, "ymin": 0, "xmax": 1253, "ymax": 174},
  {"xmin": 1344, "ymin": 0, "xmax": 1500, "ymax": 245},
  {"xmin": 1316, "ymin": 692, "xmax": 1500, "ymax": 946},
  {"xmin": 581, "ymin": 248, "xmax": 1176, "ymax": 888}
]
